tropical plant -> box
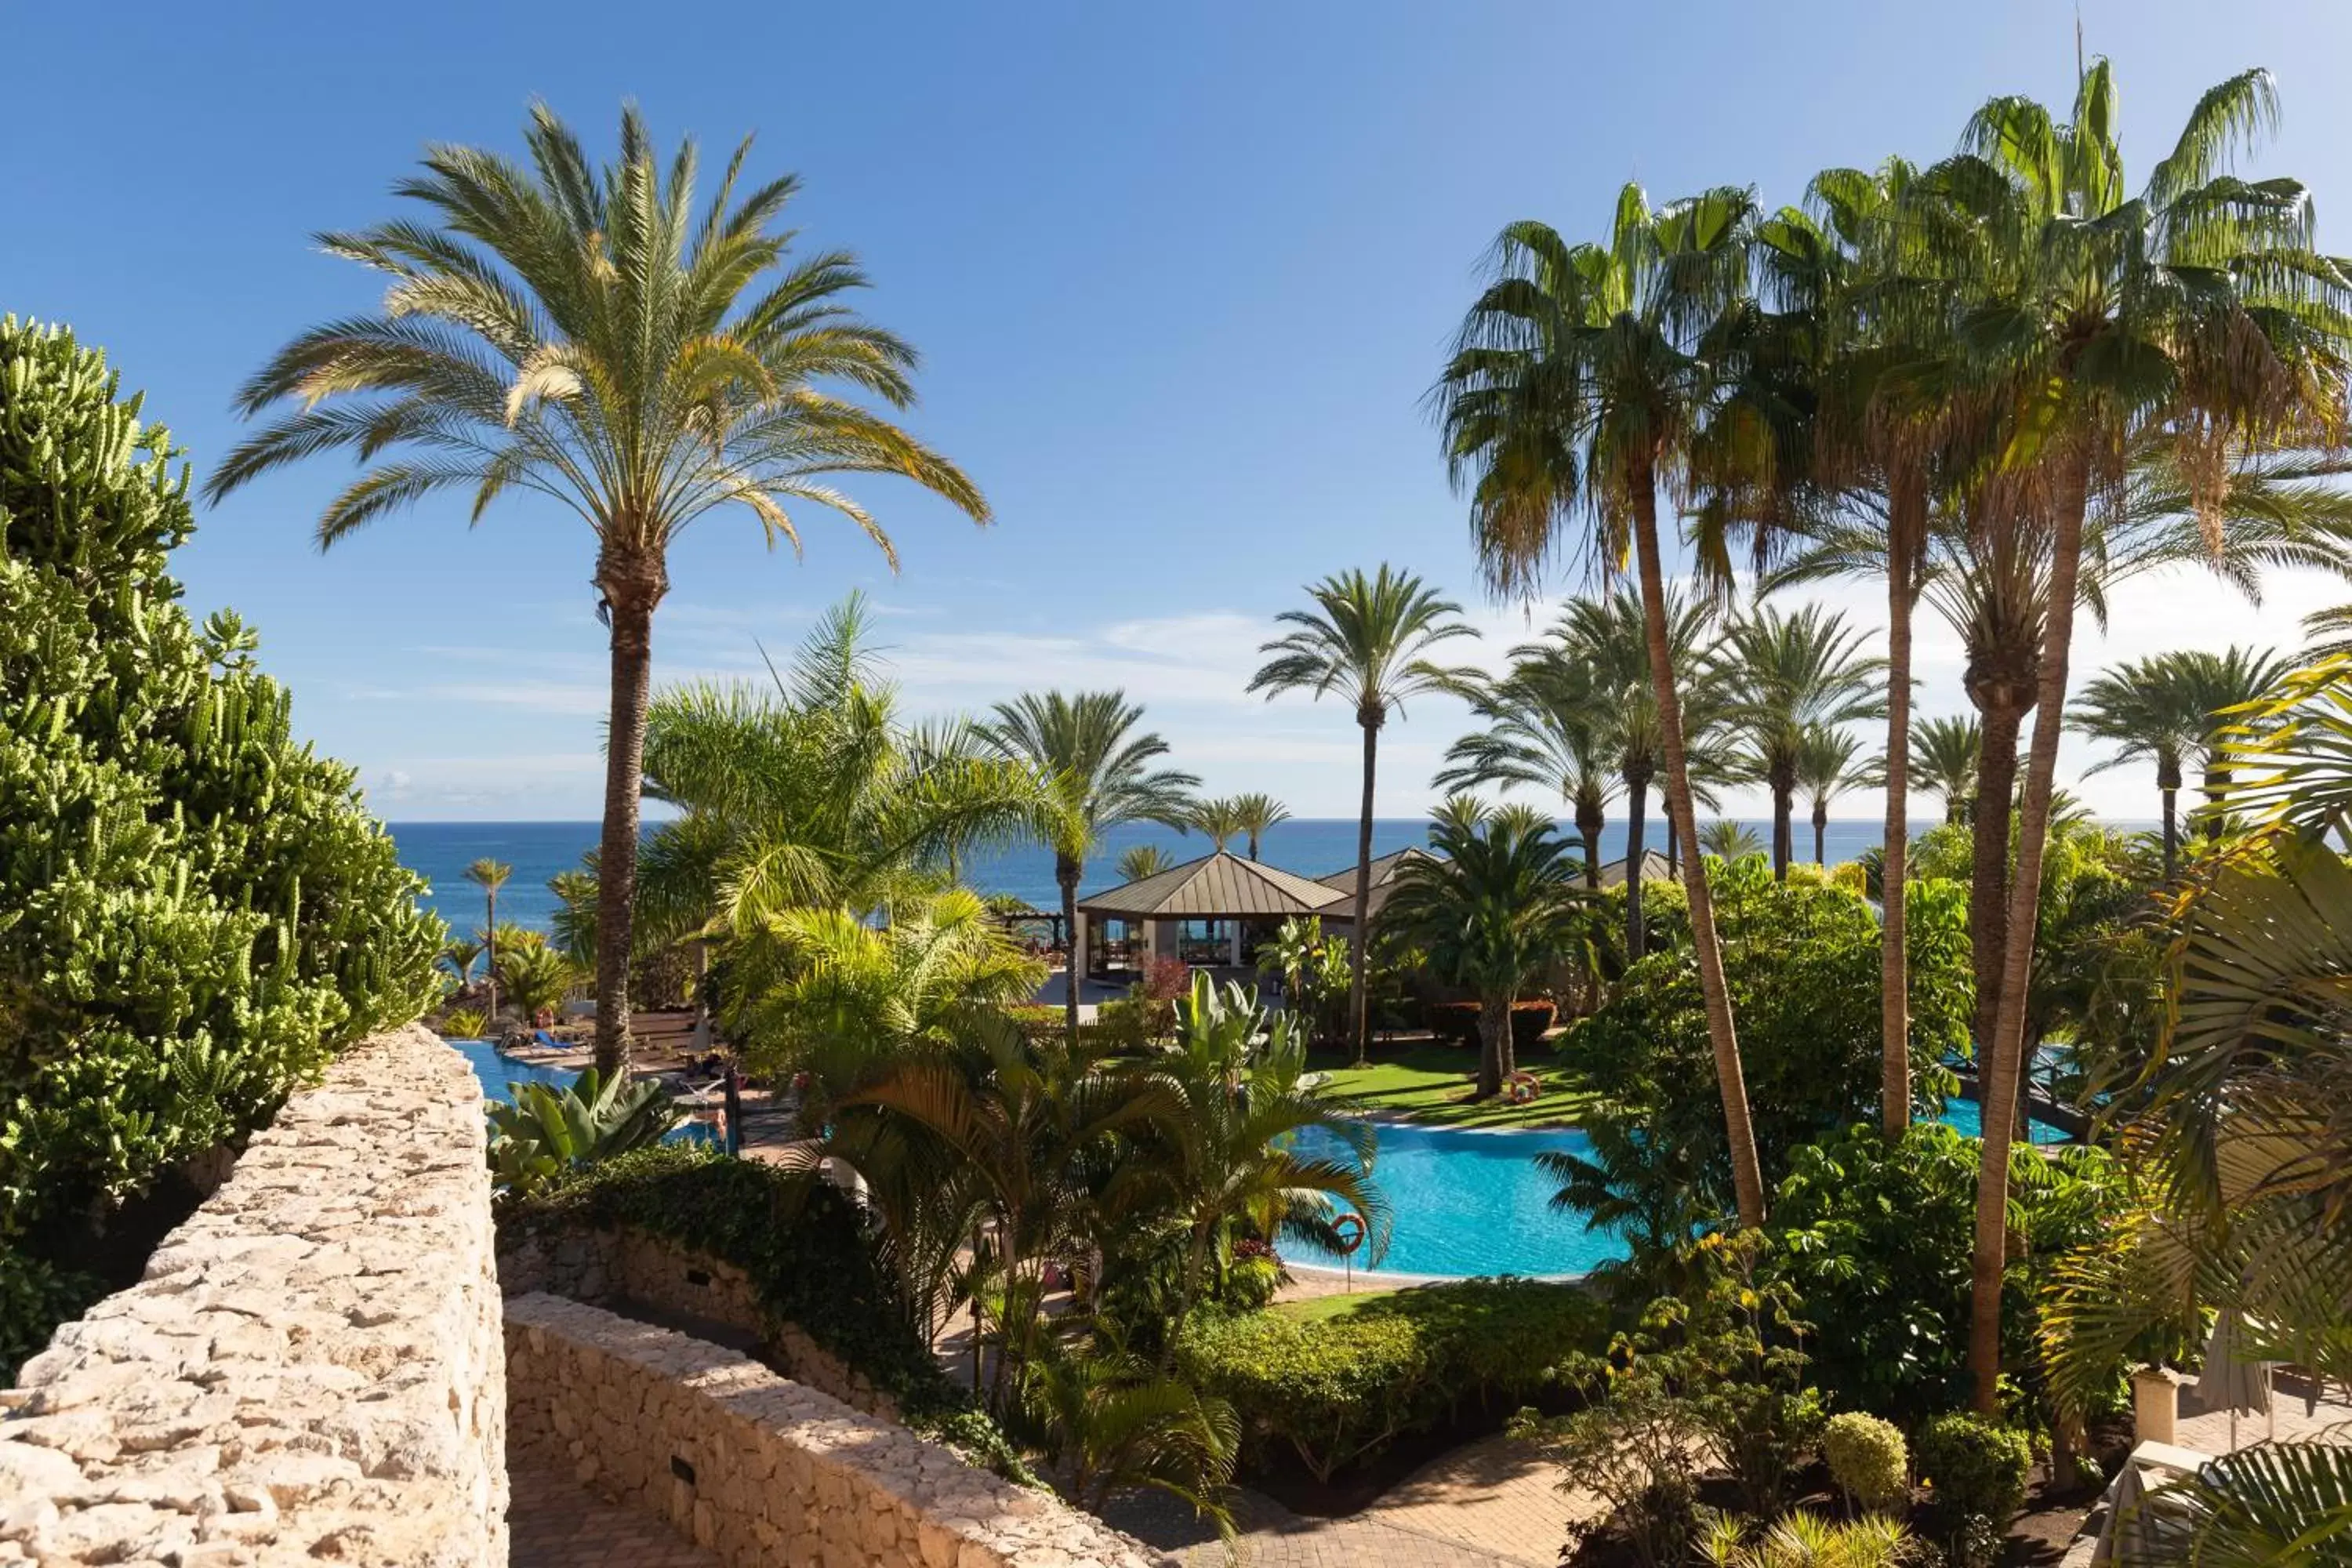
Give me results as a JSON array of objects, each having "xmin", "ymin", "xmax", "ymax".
[
  {"xmin": 1721, "ymin": 606, "xmax": 1886, "ymax": 880},
  {"xmin": 1699, "ymin": 1513, "xmax": 1918, "ymax": 1568},
  {"xmin": 1380, "ymin": 804, "xmax": 1584, "ymax": 1097},
  {"xmin": 497, "ymin": 942, "xmax": 577, "ymax": 1020},
  {"xmin": 1249, "ymin": 565, "xmax": 1480, "ymax": 1062},
  {"xmin": 485, "ymin": 1068, "xmax": 682, "ymax": 1194},
  {"xmin": 1116, "ymin": 844, "xmax": 1174, "ymax": 884},
  {"xmin": 979, "ymin": 691, "xmax": 1198, "ymax": 1044},
  {"xmin": 1508, "ymin": 1351, "xmax": 1708, "ymax": 1568},
  {"xmin": 1018, "ymin": 1332, "xmax": 1237, "ymax": 1526},
  {"xmin": 1439, "ymin": 182, "xmax": 1777, "ymax": 1222},
  {"xmin": 206, "ymin": 106, "xmax": 989, "ymax": 1075},
  {"xmin": 1910, "ymin": 715, "xmax": 1983, "ymax": 826},
  {"xmin": 0, "ymin": 319, "xmax": 441, "ymax": 1378},
  {"xmin": 441, "ymin": 938, "xmax": 484, "ymax": 990},
  {"xmin": 1942, "ymin": 61, "xmax": 2352, "ymax": 1412},
  {"xmin": 2071, "ymin": 655, "xmax": 2216, "ymax": 876},
  {"xmin": 1795, "ymin": 725, "xmax": 1872, "ymax": 867},
  {"xmin": 1440, "ymin": 655, "xmax": 1616, "ymax": 891},
  {"xmin": 1822, "ymin": 1412, "xmax": 1910, "ymax": 1516},
  {"xmin": 1228, "ymin": 792, "xmax": 1290, "ymax": 861},
  {"xmin": 1700, "ymin": 820, "xmax": 1765, "ymax": 860},
  {"xmin": 1187, "ymin": 796, "xmax": 1247, "ymax": 853},
  {"xmin": 440, "ymin": 1007, "xmax": 489, "ymax": 1038},
  {"xmin": 1914, "ymin": 1413, "xmax": 2031, "ymax": 1547},
  {"xmin": 1254, "ymin": 916, "xmax": 1350, "ymax": 1044},
  {"xmin": 466, "ymin": 858, "xmax": 512, "ymax": 1017},
  {"xmin": 2162, "ymin": 644, "xmax": 2295, "ymax": 840}
]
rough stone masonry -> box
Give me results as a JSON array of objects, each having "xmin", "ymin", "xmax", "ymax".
[{"xmin": 0, "ymin": 1024, "xmax": 506, "ymax": 1568}]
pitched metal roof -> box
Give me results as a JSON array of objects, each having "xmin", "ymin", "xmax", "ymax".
[
  {"xmin": 1077, "ymin": 850, "xmax": 1350, "ymax": 919},
  {"xmin": 1316, "ymin": 844, "xmax": 1443, "ymax": 926},
  {"xmin": 1597, "ymin": 848, "xmax": 1672, "ymax": 887}
]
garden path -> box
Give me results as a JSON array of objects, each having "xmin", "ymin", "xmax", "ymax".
[{"xmin": 506, "ymin": 1450, "xmax": 722, "ymax": 1568}]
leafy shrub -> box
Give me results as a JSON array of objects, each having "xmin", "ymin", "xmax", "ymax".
[
  {"xmin": 486, "ymin": 1069, "xmax": 681, "ymax": 1193},
  {"xmin": 1823, "ymin": 1411, "xmax": 1910, "ymax": 1514},
  {"xmin": 1510, "ymin": 1359, "xmax": 1706, "ymax": 1568},
  {"xmin": 1764, "ymin": 1123, "xmax": 2125, "ymax": 1421},
  {"xmin": 1915, "ymin": 1412, "xmax": 2031, "ymax": 1540},
  {"xmin": 1699, "ymin": 1512, "xmax": 1916, "ymax": 1568},
  {"xmin": 498, "ymin": 942, "xmax": 577, "ymax": 1019},
  {"xmin": 0, "ymin": 319, "xmax": 440, "ymax": 1377},
  {"xmin": 1174, "ymin": 1278, "xmax": 1606, "ymax": 1481},
  {"xmin": 440, "ymin": 1008, "xmax": 489, "ymax": 1038},
  {"xmin": 1425, "ymin": 1000, "xmax": 1555, "ymax": 1051},
  {"xmin": 0, "ymin": 1248, "xmax": 103, "ymax": 1381},
  {"xmin": 500, "ymin": 1144, "xmax": 1026, "ymax": 1477}
]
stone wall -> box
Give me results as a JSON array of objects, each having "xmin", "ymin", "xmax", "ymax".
[
  {"xmin": 498, "ymin": 1225, "xmax": 894, "ymax": 1418},
  {"xmin": 505, "ymin": 1294, "xmax": 1171, "ymax": 1568},
  {"xmin": 0, "ymin": 1025, "xmax": 505, "ymax": 1568}
]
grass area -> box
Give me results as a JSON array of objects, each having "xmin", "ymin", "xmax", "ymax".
[
  {"xmin": 1272, "ymin": 1288, "xmax": 1399, "ymax": 1323},
  {"xmin": 1307, "ymin": 1038, "xmax": 1601, "ymax": 1130}
]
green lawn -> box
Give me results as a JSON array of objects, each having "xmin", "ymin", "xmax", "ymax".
[
  {"xmin": 1272, "ymin": 1288, "xmax": 1398, "ymax": 1323},
  {"xmin": 1306, "ymin": 1039, "xmax": 1601, "ymax": 1130}
]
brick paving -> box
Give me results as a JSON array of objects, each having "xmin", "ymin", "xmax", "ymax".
[{"xmin": 506, "ymin": 1449, "xmax": 720, "ymax": 1568}]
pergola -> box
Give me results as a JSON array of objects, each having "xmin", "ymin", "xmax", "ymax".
[{"xmin": 1073, "ymin": 850, "xmax": 1347, "ymax": 979}]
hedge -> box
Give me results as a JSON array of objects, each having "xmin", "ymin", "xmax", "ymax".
[
  {"xmin": 1425, "ymin": 1000, "xmax": 1557, "ymax": 1051},
  {"xmin": 1174, "ymin": 1276, "xmax": 1607, "ymax": 1482},
  {"xmin": 499, "ymin": 1145, "xmax": 1025, "ymax": 1479}
]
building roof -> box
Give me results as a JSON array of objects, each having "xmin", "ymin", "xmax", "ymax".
[
  {"xmin": 1596, "ymin": 848, "xmax": 1672, "ymax": 887},
  {"xmin": 1316, "ymin": 844, "xmax": 1442, "ymax": 926},
  {"xmin": 1077, "ymin": 850, "xmax": 1350, "ymax": 920}
]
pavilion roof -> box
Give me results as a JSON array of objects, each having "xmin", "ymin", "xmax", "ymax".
[{"xmin": 1077, "ymin": 850, "xmax": 1349, "ymax": 919}]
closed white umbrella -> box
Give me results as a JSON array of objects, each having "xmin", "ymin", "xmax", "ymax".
[{"xmin": 2195, "ymin": 1306, "xmax": 2274, "ymax": 1449}]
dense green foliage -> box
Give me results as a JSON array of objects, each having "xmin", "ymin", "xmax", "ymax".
[
  {"xmin": 499, "ymin": 1144, "xmax": 1025, "ymax": 1475},
  {"xmin": 1561, "ymin": 863, "xmax": 1972, "ymax": 1208},
  {"xmin": 1913, "ymin": 1413, "xmax": 2032, "ymax": 1540},
  {"xmin": 1174, "ymin": 1279, "xmax": 1606, "ymax": 1482},
  {"xmin": 485, "ymin": 1068, "xmax": 681, "ymax": 1194},
  {"xmin": 1821, "ymin": 1412, "xmax": 1909, "ymax": 1515},
  {"xmin": 1765, "ymin": 1123, "xmax": 2125, "ymax": 1423},
  {"xmin": 0, "ymin": 319, "xmax": 439, "ymax": 1377}
]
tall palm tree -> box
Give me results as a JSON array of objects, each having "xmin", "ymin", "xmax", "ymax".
[
  {"xmin": 466, "ymin": 858, "xmax": 512, "ymax": 1018},
  {"xmin": 1117, "ymin": 844, "xmax": 1175, "ymax": 884},
  {"xmin": 1795, "ymin": 724, "xmax": 1870, "ymax": 866},
  {"xmin": 1437, "ymin": 183, "xmax": 1774, "ymax": 1225},
  {"xmin": 205, "ymin": 107, "xmax": 989, "ymax": 1076},
  {"xmin": 1248, "ymin": 566, "xmax": 1480, "ymax": 1064},
  {"xmin": 2165, "ymin": 646, "xmax": 2296, "ymax": 840},
  {"xmin": 1439, "ymin": 656, "xmax": 1616, "ymax": 891},
  {"xmin": 1381, "ymin": 804, "xmax": 1585, "ymax": 1098},
  {"xmin": 978, "ymin": 691, "xmax": 1200, "ymax": 1042},
  {"xmin": 1947, "ymin": 60, "xmax": 2352, "ymax": 1413},
  {"xmin": 1720, "ymin": 605, "xmax": 1886, "ymax": 880},
  {"xmin": 1188, "ymin": 797, "xmax": 1248, "ymax": 853},
  {"xmin": 1229, "ymin": 793, "xmax": 1290, "ymax": 862},
  {"xmin": 2070, "ymin": 656, "xmax": 2204, "ymax": 876},
  {"xmin": 1910, "ymin": 715, "xmax": 1983, "ymax": 826},
  {"xmin": 1699, "ymin": 819, "xmax": 1766, "ymax": 861}
]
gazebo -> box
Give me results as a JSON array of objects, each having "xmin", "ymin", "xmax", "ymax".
[
  {"xmin": 1073, "ymin": 850, "xmax": 1348, "ymax": 982},
  {"xmin": 1313, "ymin": 844, "xmax": 1440, "ymax": 938}
]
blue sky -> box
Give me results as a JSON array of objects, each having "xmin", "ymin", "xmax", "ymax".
[{"xmin": 10, "ymin": 2, "xmax": 2352, "ymax": 820}]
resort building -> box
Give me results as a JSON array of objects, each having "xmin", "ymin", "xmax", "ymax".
[{"xmin": 1073, "ymin": 849, "xmax": 1348, "ymax": 981}]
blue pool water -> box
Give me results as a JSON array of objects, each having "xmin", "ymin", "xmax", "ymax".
[
  {"xmin": 1288, "ymin": 1099, "xmax": 2074, "ymax": 1279},
  {"xmin": 451, "ymin": 1038, "xmax": 715, "ymax": 1146}
]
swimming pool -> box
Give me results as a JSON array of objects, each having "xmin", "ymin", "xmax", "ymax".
[
  {"xmin": 449, "ymin": 1038, "xmax": 716, "ymax": 1146},
  {"xmin": 1287, "ymin": 1098, "xmax": 2074, "ymax": 1279}
]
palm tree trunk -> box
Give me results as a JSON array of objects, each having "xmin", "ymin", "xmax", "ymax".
[
  {"xmin": 2160, "ymin": 783, "xmax": 2179, "ymax": 878},
  {"xmin": 1812, "ymin": 804, "xmax": 1828, "ymax": 866},
  {"xmin": 1476, "ymin": 993, "xmax": 1508, "ymax": 1099},
  {"xmin": 1624, "ymin": 774, "xmax": 1650, "ymax": 963},
  {"xmin": 1880, "ymin": 535, "xmax": 1916, "ymax": 1141},
  {"xmin": 1663, "ymin": 811, "xmax": 1677, "ymax": 877},
  {"xmin": 485, "ymin": 887, "xmax": 499, "ymax": 1022},
  {"xmin": 1349, "ymin": 713, "xmax": 1378, "ymax": 1066},
  {"xmin": 1967, "ymin": 699, "xmax": 2026, "ymax": 1089},
  {"xmin": 1632, "ymin": 480, "xmax": 1766, "ymax": 1228},
  {"xmin": 1772, "ymin": 779, "xmax": 1795, "ymax": 881},
  {"xmin": 1058, "ymin": 856, "xmax": 1082, "ymax": 1046},
  {"xmin": 593, "ymin": 575, "xmax": 660, "ymax": 1079},
  {"xmin": 1969, "ymin": 455, "xmax": 2089, "ymax": 1413},
  {"xmin": 2201, "ymin": 764, "xmax": 2227, "ymax": 843}
]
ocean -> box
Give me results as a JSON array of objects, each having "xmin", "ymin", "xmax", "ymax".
[{"xmin": 386, "ymin": 816, "xmax": 1898, "ymax": 935}]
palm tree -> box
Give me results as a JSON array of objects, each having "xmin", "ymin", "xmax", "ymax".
[
  {"xmin": 1699, "ymin": 820, "xmax": 1766, "ymax": 861},
  {"xmin": 2070, "ymin": 656, "xmax": 2204, "ymax": 876},
  {"xmin": 1248, "ymin": 566, "xmax": 1480, "ymax": 1065},
  {"xmin": 978, "ymin": 691, "xmax": 1199, "ymax": 1042},
  {"xmin": 1117, "ymin": 844, "xmax": 1175, "ymax": 884},
  {"xmin": 1188, "ymin": 797, "xmax": 1248, "ymax": 853},
  {"xmin": 441, "ymin": 938, "xmax": 484, "ymax": 991},
  {"xmin": 1795, "ymin": 725, "xmax": 1870, "ymax": 866},
  {"xmin": 466, "ymin": 858, "xmax": 512, "ymax": 1018},
  {"xmin": 1229, "ymin": 793, "xmax": 1290, "ymax": 862},
  {"xmin": 1947, "ymin": 61, "xmax": 2352, "ymax": 1413},
  {"xmin": 1720, "ymin": 605, "xmax": 1886, "ymax": 881},
  {"xmin": 2164, "ymin": 646, "xmax": 2295, "ymax": 841},
  {"xmin": 1438, "ymin": 183, "xmax": 1774, "ymax": 1225},
  {"xmin": 1910, "ymin": 715, "xmax": 1983, "ymax": 826},
  {"xmin": 1381, "ymin": 804, "xmax": 1584, "ymax": 1099},
  {"xmin": 1440, "ymin": 655, "xmax": 1616, "ymax": 891},
  {"xmin": 205, "ymin": 107, "xmax": 989, "ymax": 1076}
]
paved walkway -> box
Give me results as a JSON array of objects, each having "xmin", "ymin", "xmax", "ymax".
[{"xmin": 506, "ymin": 1450, "xmax": 720, "ymax": 1568}]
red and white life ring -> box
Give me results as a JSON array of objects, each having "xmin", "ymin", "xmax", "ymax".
[
  {"xmin": 1504, "ymin": 1071, "xmax": 1542, "ymax": 1105},
  {"xmin": 1330, "ymin": 1214, "xmax": 1367, "ymax": 1257}
]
